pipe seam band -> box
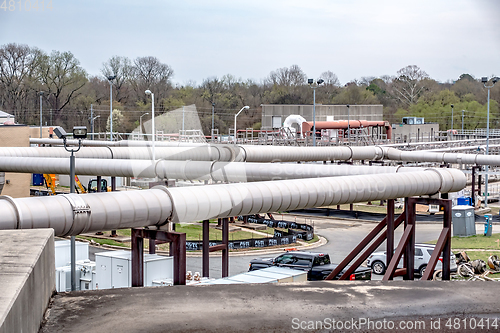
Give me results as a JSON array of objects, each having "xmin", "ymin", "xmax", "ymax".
[
  {"xmin": 150, "ymin": 185, "xmax": 173, "ymax": 226},
  {"xmin": 424, "ymin": 168, "xmax": 445, "ymax": 194},
  {"xmin": 60, "ymin": 194, "xmax": 91, "ymax": 236},
  {"xmin": 0, "ymin": 195, "xmax": 21, "ymax": 229}
]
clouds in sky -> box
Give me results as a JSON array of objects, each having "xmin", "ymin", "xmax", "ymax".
[{"xmin": 0, "ymin": 0, "xmax": 498, "ymax": 85}]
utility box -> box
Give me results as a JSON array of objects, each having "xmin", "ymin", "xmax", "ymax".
[
  {"xmin": 95, "ymin": 250, "xmax": 173, "ymax": 289},
  {"xmin": 55, "ymin": 239, "xmax": 89, "ymax": 268},
  {"xmin": 452, "ymin": 205, "xmax": 476, "ymax": 237},
  {"xmin": 77, "ymin": 259, "xmax": 97, "ymax": 291}
]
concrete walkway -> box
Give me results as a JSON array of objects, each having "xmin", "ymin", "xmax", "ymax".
[{"xmin": 40, "ymin": 281, "xmax": 500, "ymax": 332}]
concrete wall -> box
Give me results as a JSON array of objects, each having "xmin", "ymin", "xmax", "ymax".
[
  {"xmin": 261, "ymin": 104, "xmax": 383, "ymax": 129},
  {"xmin": 392, "ymin": 123, "xmax": 439, "ymax": 143},
  {"xmin": 0, "ymin": 125, "xmax": 31, "ymax": 197},
  {"xmin": 0, "ymin": 229, "xmax": 55, "ymax": 333}
]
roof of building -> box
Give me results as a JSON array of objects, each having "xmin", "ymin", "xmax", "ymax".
[{"xmin": 0, "ymin": 111, "xmax": 14, "ymax": 118}]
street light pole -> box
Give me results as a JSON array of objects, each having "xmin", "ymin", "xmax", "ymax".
[
  {"xmin": 54, "ymin": 126, "xmax": 87, "ymax": 291},
  {"xmin": 140, "ymin": 112, "xmax": 149, "ymax": 136},
  {"xmin": 39, "ymin": 91, "xmax": 44, "ymax": 138},
  {"xmin": 308, "ymin": 79, "xmax": 324, "ymax": 146},
  {"xmin": 451, "ymin": 104, "xmax": 454, "ymax": 136},
  {"xmin": 211, "ymin": 102, "xmax": 215, "ymax": 141},
  {"xmin": 347, "ymin": 104, "xmax": 350, "ymax": 144},
  {"xmin": 91, "ymin": 115, "xmax": 100, "ymax": 141},
  {"xmin": 482, "ymin": 77, "xmax": 499, "ymax": 207},
  {"xmin": 145, "ymin": 90, "xmax": 155, "ymax": 161},
  {"xmin": 461, "ymin": 110, "xmax": 465, "ymax": 133},
  {"xmin": 234, "ymin": 106, "xmax": 250, "ymax": 144},
  {"xmin": 108, "ymin": 75, "xmax": 116, "ymax": 141}
]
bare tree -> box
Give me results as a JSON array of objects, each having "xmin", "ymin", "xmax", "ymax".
[
  {"xmin": 0, "ymin": 43, "xmax": 44, "ymax": 120},
  {"xmin": 101, "ymin": 56, "xmax": 132, "ymax": 103},
  {"xmin": 130, "ymin": 56, "xmax": 174, "ymax": 105},
  {"xmin": 391, "ymin": 65, "xmax": 429, "ymax": 106},
  {"xmin": 38, "ymin": 50, "xmax": 88, "ymax": 125},
  {"xmin": 266, "ymin": 64, "xmax": 306, "ymax": 88}
]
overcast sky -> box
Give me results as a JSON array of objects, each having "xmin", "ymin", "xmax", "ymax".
[{"xmin": 1, "ymin": 0, "xmax": 499, "ymax": 86}]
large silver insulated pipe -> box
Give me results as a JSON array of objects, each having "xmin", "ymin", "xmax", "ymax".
[
  {"xmin": 383, "ymin": 147, "xmax": 500, "ymax": 166},
  {"xmin": 0, "ymin": 168, "xmax": 466, "ymax": 236},
  {"xmin": 0, "ymin": 146, "xmax": 238, "ymax": 161},
  {"xmin": 30, "ymin": 138, "xmax": 208, "ymax": 148},
  {"xmin": 0, "ymin": 157, "xmax": 425, "ymax": 181},
  {"xmin": 2, "ymin": 144, "xmax": 499, "ymax": 165}
]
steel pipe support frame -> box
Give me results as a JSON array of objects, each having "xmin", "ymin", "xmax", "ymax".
[{"xmin": 131, "ymin": 228, "xmax": 186, "ymax": 286}]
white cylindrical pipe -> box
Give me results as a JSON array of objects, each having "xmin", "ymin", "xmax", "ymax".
[
  {"xmin": 4, "ymin": 144, "xmax": 500, "ymax": 165},
  {"xmin": 0, "ymin": 156, "xmax": 425, "ymax": 180},
  {"xmin": 0, "ymin": 169, "xmax": 465, "ymax": 236},
  {"xmin": 166, "ymin": 168, "xmax": 465, "ymax": 223},
  {"xmin": 0, "ymin": 189, "xmax": 172, "ymax": 236}
]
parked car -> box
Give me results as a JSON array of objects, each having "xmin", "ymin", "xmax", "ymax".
[
  {"xmin": 249, "ymin": 251, "xmax": 371, "ymax": 281},
  {"xmin": 367, "ymin": 243, "xmax": 457, "ymax": 276}
]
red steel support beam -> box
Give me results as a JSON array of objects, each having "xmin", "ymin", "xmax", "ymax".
[
  {"xmin": 202, "ymin": 219, "xmax": 210, "ymax": 278},
  {"xmin": 383, "ymin": 224, "xmax": 413, "ymax": 281},
  {"xmin": 386, "ymin": 199, "xmax": 395, "ymax": 266},
  {"xmin": 325, "ymin": 216, "xmax": 388, "ymax": 280},
  {"xmin": 222, "ymin": 217, "xmax": 229, "ymax": 278},
  {"xmin": 131, "ymin": 228, "xmax": 144, "ymax": 287},
  {"xmin": 338, "ymin": 214, "xmax": 404, "ymax": 280},
  {"xmin": 404, "ymin": 198, "xmax": 416, "ymax": 280}
]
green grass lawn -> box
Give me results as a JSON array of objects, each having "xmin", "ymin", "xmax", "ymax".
[
  {"xmin": 174, "ymin": 223, "xmax": 270, "ymax": 242},
  {"xmin": 427, "ymin": 233, "xmax": 500, "ymax": 250}
]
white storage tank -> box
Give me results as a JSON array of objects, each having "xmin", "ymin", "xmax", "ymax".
[{"xmin": 95, "ymin": 250, "xmax": 173, "ymax": 289}]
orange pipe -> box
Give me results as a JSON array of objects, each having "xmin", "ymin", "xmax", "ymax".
[{"xmin": 301, "ymin": 120, "xmax": 392, "ymax": 140}]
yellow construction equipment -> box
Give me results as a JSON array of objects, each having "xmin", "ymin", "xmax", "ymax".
[
  {"xmin": 74, "ymin": 175, "xmax": 87, "ymax": 194},
  {"xmin": 43, "ymin": 174, "xmax": 56, "ymax": 195}
]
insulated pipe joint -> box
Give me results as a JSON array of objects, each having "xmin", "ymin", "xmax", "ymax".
[
  {"xmin": 0, "ymin": 195, "xmax": 22, "ymax": 230},
  {"xmin": 60, "ymin": 194, "xmax": 91, "ymax": 236}
]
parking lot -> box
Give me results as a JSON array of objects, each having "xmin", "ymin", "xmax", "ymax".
[{"xmin": 183, "ymin": 214, "xmax": 488, "ymax": 280}]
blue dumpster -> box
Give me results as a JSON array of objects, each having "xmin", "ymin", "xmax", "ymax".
[
  {"xmin": 32, "ymin": 173, "xmax": 44, "ymax": 186},
  {"xmin": 457, "ymin": 197, "xmax": 472, "ymax": 206}
]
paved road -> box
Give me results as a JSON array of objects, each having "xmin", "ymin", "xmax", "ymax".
[
  {"xmin": 184, "ymin": 215, "xmax": 486, "ymax": 279},
  {"xmin": 88, "ymin": 216, "xmax": 488, "ymax": 280}
]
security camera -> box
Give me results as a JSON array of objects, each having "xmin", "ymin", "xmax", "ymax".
[
  {"xmin": 54, "ymin": 127, "xmax": 68, "ymax": 139},
  {"xmin": 308, "ymin": 79, "xmax": 314, "ymax": 84},
  {"xmin": 482, "ymin": 77, "xmax": 488, "ymax": 83}
]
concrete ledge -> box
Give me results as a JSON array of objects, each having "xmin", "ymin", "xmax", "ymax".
[
  {"xmin": 41, "ymin": 280, "xmax": 500, "ymax": 332},
  {"xmin": 0, "ymin": 229, "xmax": 55, "ymax": 333}
]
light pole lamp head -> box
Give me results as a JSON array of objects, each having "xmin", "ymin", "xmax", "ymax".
[
  {"xmin": 493, "ymin": 77, "xmax": 499, "ymax": 84},
  {"xmin": 39, "ymin": 91, "xmax": 44, "ymax": 96},
  {"xmin": 482, "ymin": 77, "xmax": 488, "ymax": 83},
  {"xmin": 54, "ymin": 127, "xmax": 68, "ymax": 139},
  {"xmin": 243, "ymin": 106, "xmax": 250, "ymax": 110},
  {"xmin": 73, "ymin": 126, "xmax": 88, "ymax": 139},
  {"xmin": 451, "ymin": 104, "xmax": 454, "ymax": 108},
  {"xmin": 346, "ymin": 104, "xmax": 350, "ymax": 108},
  {"xmin": 308, "ymin": 78, "xmax": 314, "ymax": 85},
  {"xmin": 317, "ymin": 79, "xmax": 324, "ymax": 85},
  {"xmin": 108, "ymin": 75, "xmax": 116, "ymax": 81},
  {"xmin": 145, "ymin": 89, "xmax": 152, "ymax": 95}
]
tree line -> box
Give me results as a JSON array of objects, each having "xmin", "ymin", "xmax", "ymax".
[{"xmin": 1, "ymin": 42, "xmax": 498, "ymax": 136}]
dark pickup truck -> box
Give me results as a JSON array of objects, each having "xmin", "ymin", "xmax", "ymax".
[{"xmin": 249, "ymin": 251, "xmax": 371, "ymax": 281}]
